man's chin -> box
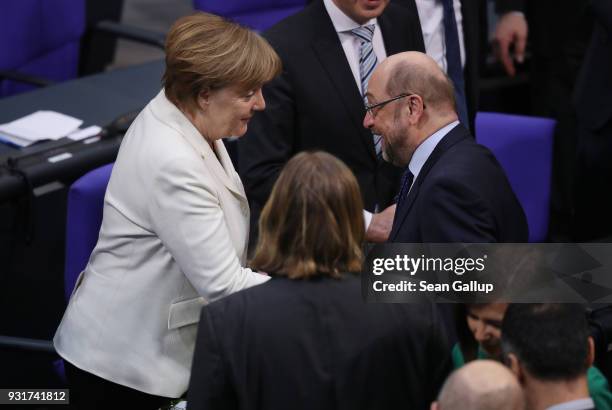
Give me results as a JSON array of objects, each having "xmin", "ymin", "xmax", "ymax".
[{"xmin": 382, "ymin": 149, "xmax": 402, "ymax": 167}]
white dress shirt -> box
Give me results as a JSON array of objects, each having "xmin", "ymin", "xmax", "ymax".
[
  {"xmin": 415, "ymin": 0, "xmax": 466, "ymax": 71},
  {"xmin": 323, "ymin": 0, "xmax": 388, "ymax": 93},
  {"xmin": 324, "ymin": 0, "xmax": 390, "ymax": 228}
]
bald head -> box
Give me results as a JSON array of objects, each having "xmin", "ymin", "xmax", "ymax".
[
  {"xmin": 371, "ymin": 51, "xmax": 456, "ymax": 114},
  {"xmin": 435, "ymin": 360, "xmax": 524, "ymax": 410}
]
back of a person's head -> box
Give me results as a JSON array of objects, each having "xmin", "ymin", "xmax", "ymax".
[
  {"xmin": 251, "ymin": 151, "xmax": 365, "ymax": 279},
  {"xmin": 435, "ymin": 360, "xmax": 524, "ymax": 410},
  {"xmin": 383, "ymin": 52, "xmax": 457, "ymax": 115},
  {"xmin": 501, "ymin": 303, "xmax": 590, "ymax": 381}
]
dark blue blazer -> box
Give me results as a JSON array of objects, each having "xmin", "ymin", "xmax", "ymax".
[{"xmin": 389, "ymin": 124, "xmax": 528, "ymax": 243}]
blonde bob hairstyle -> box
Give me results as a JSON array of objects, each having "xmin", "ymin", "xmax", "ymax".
[
  {"xmin": 251, "ymin": 151, "xmax": 365, "ymax": 279},
  {"xmin": 162, "ymin": 12, "xmax": 282, "ymax": 111}
]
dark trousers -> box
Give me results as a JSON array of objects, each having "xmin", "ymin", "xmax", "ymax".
[{"xmin": 64, "ymin": 360, "xmax": 173, "ymax": 410}]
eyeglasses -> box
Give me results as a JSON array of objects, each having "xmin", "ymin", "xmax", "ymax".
[{"xmin": 365, "ymin": 93, "xmax": 422, "ymax": 118}]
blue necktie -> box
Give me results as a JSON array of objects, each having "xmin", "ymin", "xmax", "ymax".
[
  {"xmin": 396, "ymin": 169, "xmax": 414, "ymax": 211},
  {"xmin": 352, "ymin": 25, "xmax": 382, "ymax": 156},
  {"xmin": 442, "ymin": 0, "xmax": 469, "ymax": 129}
]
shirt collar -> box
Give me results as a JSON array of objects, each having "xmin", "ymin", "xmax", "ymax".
[
  {"xmin": 323, "ymin": 0, "xmax": 378, "ymax": 33},
  {"xmin": 547, "ymin": 398, "xmax": 595, "ymax": 410},
  {"xmin": 408, "ymin": 120, "xmax": 459, "ymax": 179}
]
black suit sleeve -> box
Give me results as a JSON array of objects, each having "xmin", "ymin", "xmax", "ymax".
[
  {"xmin": 420, "ymin": 178, "xmax": 498, "ymax": 243},
  {"xmin": 238, "ymin": 47, "xmax": 296, "ymax": 209},
  {"xmin": 187, "ymin": 307, "xmax": 237, "ymax": 410}
]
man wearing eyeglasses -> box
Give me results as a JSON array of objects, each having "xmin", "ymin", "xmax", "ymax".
[
  {"xmin": 364, "ymin": 51, "xmax": 528, "ymax": 243},
  {"xmin": 238, "ymin": 0, "xmax": 425, "ymax": 249}
]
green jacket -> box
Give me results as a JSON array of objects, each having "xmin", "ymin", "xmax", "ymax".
[{"xmin": 452, "ymin": 344, "xmax": 612, "ymax": 410}]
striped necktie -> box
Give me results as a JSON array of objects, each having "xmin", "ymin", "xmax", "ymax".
[{"xmin": 351, "ymin": 24, "xmax": 382, "ymax": 157}]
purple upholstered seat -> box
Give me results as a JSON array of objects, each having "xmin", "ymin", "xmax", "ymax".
[
  {"xmin": 192, "ymin": 0, "xmax": 306, "ymax": 32},
  {"xmin": 64, "ymin": 163, "xmax": 113, "ymax": 301},
  {"xmin": 0, "ymin": 0, "xmax": 85, "ymax": 97},
  {"xmin": 476, "ymin": 112, "xmax": 556, "ymax": 243}
]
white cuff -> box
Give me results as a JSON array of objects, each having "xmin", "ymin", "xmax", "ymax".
[{"xmin": 363, "ymin": 209, "xmax": 373, "ymax": 232}]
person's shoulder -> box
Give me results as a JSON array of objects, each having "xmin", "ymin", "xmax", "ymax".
[
  {"xmin": 263, "ymin": 2, "xmax": 321, "ymax": 45},
  {"xmin": 205, "ymin": 276, "xmax": 298, "ymax": 310},
  {"xmin": 428, "ymin": 129, "xmax": 501, "ymax": 182},
  {"xmin": 206, "ymin": 274, "xmax": 362, "ymax": 312},
  {"xmin": 118, "ymin": 101, "xmax": 204, "ymax": 171}
]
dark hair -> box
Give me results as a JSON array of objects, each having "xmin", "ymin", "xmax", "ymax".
[
  {"xmin": 455, "ymin": 304, "xmax": 479, "ymax": 362},
  {"xmin": 501, "ymin": 303, "xmax": 590, "ymax": 381},
  {"xmin": 251, "ymin": 151, "xmax": 365, "ymax": 278}
]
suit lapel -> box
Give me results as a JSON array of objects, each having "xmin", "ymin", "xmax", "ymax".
[
  {"xmin": 379, "ymin": 9, "xmax": 407, "ymax": 56},
  {"xmin": 389, "ymin": 124, "xmax": 471, "ymax": 241},
  {"xmin": 389, "ymin": 181, "xmax": 420, "ymax": 240},
  {"xmin": 206, "ymin": 140, "xmax": 248, "ymax": 202},
  {"xmin": 309, "ymin": 1, "xmax": 377, "ymax": 160}
]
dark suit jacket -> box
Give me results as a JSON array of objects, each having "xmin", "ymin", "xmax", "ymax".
[
  {"xmin": 392, "ymin": 0, "xmax": 484, "ymax": 132},
  {"xmin": 572, "ymin": 0, "xmax": 612, "ymax": 240},
  {"xmin": 574, "ymin": 0, "xmax": 612, "ymax": 132},
  {"xmin": 238, "ymin": 1, "xmax": 425, "ymax": 243},
  {"xmin": 389, "ymin": 124, "xmax": 528, "ymax": 242},
  {"xmin": 187, "ymin": 274, "xmax": 451, "ymax": 410}
]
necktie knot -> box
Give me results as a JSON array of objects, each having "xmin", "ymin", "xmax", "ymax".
[{"xmin": 351, "ymin": 24, "xmax": 375, "ymax": 43}]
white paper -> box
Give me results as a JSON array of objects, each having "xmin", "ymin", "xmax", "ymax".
[
  {"xmin": 67, "ymin": 125, "xmax": 102, "ymax": 141},
  {"xmin": 0, "ymin": 132, "xmax": 35, "ymax": 147},
  {"xmin": 0, "ymin": 110, "xmax": 83, "ymax": 142}
]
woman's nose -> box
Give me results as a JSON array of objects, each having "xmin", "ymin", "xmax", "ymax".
[
  {"xmin": 473, "ymin": 323, "xmax": 489, "ymax": 342},
  {"xmin": 253, "ymin": 89, "xmax": 265, "ymax": 111}
]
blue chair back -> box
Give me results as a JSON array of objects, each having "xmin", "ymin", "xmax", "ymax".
[
  {"xmin": 193, "ymin": 0, "xmax": 306, "ymax": 32},
  {"xmin": 64, "ymin": 163, "xmax": 113, "ymax": 301},
  {"xmin": 1, "ymin": 0, "xmax": 85, "ymax": 96},
  {"xmin": 476, "ymin": 112, "xmax": 556, "ymax": 242}
]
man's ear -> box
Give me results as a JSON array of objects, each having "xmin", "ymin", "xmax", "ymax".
[
  {"xmin": 431, "ymin": 401, "xmax": 439, "ymax": 410},
  {"xmin": 506, "ymin": 353, "xmax": 524, "ymax": 383},
  {"xmin": 587, "ymin": 336, "xmax": 595, "ymax": 368},
  {"xmin": 407, "ymin": 95, "xmax": 425, "ymax": 124}
]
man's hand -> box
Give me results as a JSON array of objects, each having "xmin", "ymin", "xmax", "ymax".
[
  {"xmin": 366, "ymin": 204, "xmax": 396, "ymax": 242},
  {"xmin": 494, "ymin": 12, "xmax": 528, "ymax": 77}
]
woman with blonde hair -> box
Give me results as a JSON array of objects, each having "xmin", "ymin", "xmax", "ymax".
[
  {"xmin": 187, "ymin": 151, "xmax": 451, "ymax": 410},
  {"xmin": 53, "ymin": 12, "xmax": 281, "ymax": 409}
]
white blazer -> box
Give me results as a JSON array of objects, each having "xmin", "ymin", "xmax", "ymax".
[{"xmin": 54, "ymin": 90, "xmax": 269, "ymax": 398}]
